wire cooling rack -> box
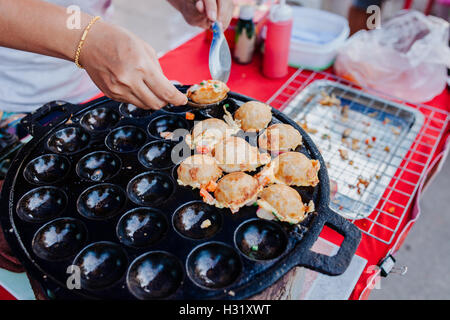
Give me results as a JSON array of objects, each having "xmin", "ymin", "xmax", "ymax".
[
  {"xmin": 283, "ymin": 79, "xmax": 425, "ymax": 222},
  {"xmin": 267, "ymin": 69, "xmax": 449, "ymax": 245}
]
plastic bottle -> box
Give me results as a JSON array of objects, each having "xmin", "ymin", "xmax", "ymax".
[
  {"xmin": 234, "ymin": 5, "xmax": 256, "ymax": 64},
  {"xmin": 262, "ymin": 0, "xmax": 293, "ymax": 78}
]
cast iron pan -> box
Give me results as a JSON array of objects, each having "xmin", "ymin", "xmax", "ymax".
[{"xmin": 0, "ymin": 86, "xmax": 361, "ymax": 300}]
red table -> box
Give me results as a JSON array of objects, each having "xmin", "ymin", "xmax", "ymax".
[{"xmin": 0, "ymin": 32, "xmax": 448, "ymax": 300}]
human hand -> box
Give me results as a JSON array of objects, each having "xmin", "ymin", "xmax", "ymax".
[
  {"xmin": 79, "ymin": 21, "xmax": 187, "ymax": 110},
  {"xmin": 168, "ymin": 0, "xmax": 234, "ymax": 30}
]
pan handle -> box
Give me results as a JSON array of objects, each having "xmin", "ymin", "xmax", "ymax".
[
  {"xmin": 224, "ymin": 210, "xmax": 362, "ymax": 299},
  {"xmin": 297, "ymin": 208, "xmax": 362, "ymax": 276},
  {"xmin": 20, "ymin": 100, "xmax": 75, "ymax": 138}
]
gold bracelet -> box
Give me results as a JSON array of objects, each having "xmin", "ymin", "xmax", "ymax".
[{"xmin": 74, "ymin": 16, "xmax": 101, "ymax": 69}]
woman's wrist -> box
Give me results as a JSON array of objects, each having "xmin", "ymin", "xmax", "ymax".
[
  {"xmin": 74, "ymin": 16, "xmax": 102, "ymax": 68},
  {"xmin": 50, "ymin": 10, "xmax": 96, "ymax": 63}
]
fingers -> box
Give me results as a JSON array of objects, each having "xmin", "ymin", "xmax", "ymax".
[
  {"xmin": 144, "ymin": 63, "xmax": 187, "ymax": 106},
  {"xmin": 90, "ymin": 61, "xmax": 186, "ymax": 110},
  {"xmin": 85, "ymin": 29, "xmax": 187, "ymax": 109},
  {"xmin": 96, "ymin": 78, "xmax": 160, "ymax": 111},
  {"xmin": 133, "ymin": 81, "xmax": 167, "ymax": 110},
  {"xmin": 98, "ymin": 78, "xmax": 149, "ymax": 110},
  {"xmin": 202, "ymin": 0, "xmax": 218, "ymax": 22},
  {"xmin": 122, "ymin": 93, "xmax": 154, "ymax": 111},
  {"xmin": 143, "ymin": 73, "xmax": 187, "ymax": 107},
  {"xmin": 107, "ymin": 86, "xmax": 166, "ymax": 111},
  {"xmin": 195, "ymin": 1, "xmax": 211, "ymax": 29},
  {"xmin": 217, "ymin": 0, "xmax": 233, "ymax": 30},
  {"xmin": 93, "ymin": 71, "xmax": 169, "ymax": 111},
  {"xmin": 141, "ymin": 44, "xmax": 188, "ymax": 106}
]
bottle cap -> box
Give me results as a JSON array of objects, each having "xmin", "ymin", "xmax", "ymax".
[
  {"xmin": 239, "ymin": 5, "xmax": 255, "ymax": 21},
  {"xmin": 269, "ymin": 0, "xmax": 292, "ymax": 22}
]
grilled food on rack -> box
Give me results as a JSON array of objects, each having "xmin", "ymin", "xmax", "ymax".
[
  {"xmin": 257, "ymin": 152, "xmax": 320, "ymax": 187},
  {"xmin": 256, "ymin": 184, "xmax": 314, "ymax": 224},
  {"xmin": 233, "ymin": 101, "xmax": 272, "ymax": 132},
  {"xmin": 258, "ymin": 123, "xmax": 303, "ymax": 153},
  {"xmin": 177, "ymin": 154, "xmax": 223, "ymax": 189},
  {"xmin": 186, "ymin": 80, "xmax": 230, "ymax": 105},
  {"xmin": 201, "ymin": 172, "xmax": 261, "ymax": 214},
  {"xmin": 185, "ymin": 118, "xmax": 239, "ymax": 154},
  {"xmin": 213, "ymin": 136, "xmax": 271, "ymax": 173}
]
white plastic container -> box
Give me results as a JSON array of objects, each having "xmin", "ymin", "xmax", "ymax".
[{"xmin": 289, "ymin": 7, "xmax": 349, "ymax": 70}]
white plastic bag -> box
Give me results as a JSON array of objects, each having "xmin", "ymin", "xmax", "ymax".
[{"xmin": 334, "ymin": 10, "xmax": 450, "ymax": 103}]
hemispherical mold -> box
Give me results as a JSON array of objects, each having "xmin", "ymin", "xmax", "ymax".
[
  {"xmin": 80, "ymin": 107, "xmax": 120, "ymax": 132},
  {"xmin": 73, "ymin": 241, "xmax": 127, "ymax": 291},
  {"xmin": 23, "ymin": 154, "xmax": 70, "ymax": 185},
  {"xmin": 169, "ymin": 141, "xmax": 193, "ymax": 170},
  {"xmin": 116, "ymin": 208, "xmax": 168, "ymax": 247},
  {"xmin": 16, "ymin": 186, "xmax": 67, "ymax": 223},
  {"xmin": 105, "ymin": 126, "xmax": 147, "ymax": 153},
  {"xmin": 46, "ymin": 126, "xmax": 89, "ymax": 154},
  {"xmin": 138, "ymin": 141, "xmax": 176, "ymax": 170},
  {"xmin": 170, "ymin": 162, "xmax": 195, "ymax": 183},
  {"xmin": 186, "ymin": 242, "xmax": 242, "ymax": 289},
  {"xmin": 186, "ymin": 96, "xmax": 229, "ymax": 111},
  {"xmin": 234, "ymin": 219, "xmax": 288, "ymax": 261},
  {"xmin": 76, "ymin": 151, "xmax": 121, "ymax": 182},
  {"xmin": 171, "ymin": 164, "xmax": 179, "ymax": 182},
  {"xmin": 147, "ymin": 115, "xmax": 189, "ymax": 140},
  {"xmin": 197, "ymin": 100, "xmax": 237, "ymax": 119},
  {"xmin": 127, "ymin": 251, "xmax": 184, "ymax": 299},
  {"xmin": 126, "ymin": 172, "xmax": 174, "ymax": 206},
  {"xmin": 32, "ymin": 217, "xmax": 88, "ymax": 261},
  {"xmin": 173, "ymin": 201, "xmax": 222, "ymax": 240},
  {"xmin": 77, "ymin": 183, "xmax": 126, "ymax": 220},
  {"xmin": 119, "ymin": 103, "xmax": 153, "ymax": 118}
]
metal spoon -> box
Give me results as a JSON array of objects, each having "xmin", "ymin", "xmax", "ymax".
[{"xmin": 209, "ymin": 22, "xmax": 231, "ymax": 83}]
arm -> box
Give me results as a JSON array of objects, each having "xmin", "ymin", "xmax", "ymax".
[
  {"xmin": 0, "ymin": 0, "xmax": 187, "ymax": 109},
  {"xmin": 168, "ymin": 0, "xmax": 233, "ymax": 30},
  {"xmin": 0, "ymin": 0, "xmax": 84, "ymax": 61}
]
